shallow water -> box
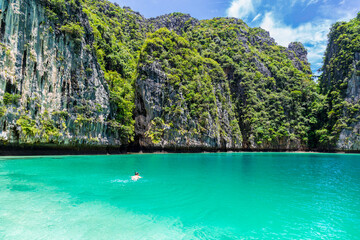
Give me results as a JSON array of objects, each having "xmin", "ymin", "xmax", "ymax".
[{"xmin": 0, "ymin": 152, "xmax": 360, "ymax": 239}]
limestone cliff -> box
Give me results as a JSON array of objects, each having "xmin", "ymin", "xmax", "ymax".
[
  {"xmin": 0, "ymin": 0, "xmax": 121, "ymax": 146},
  {"xmin": 185, "ymin": 19, "xmax": 316, "ymax": 150},
  {"xmin": 147, "ymin": 13, "xmax": 199, "ymax": 35},
  {"xmin": 286, "ymin": 42, "xmax": 311, "ymax": 74},
  {"xmin": 338, "ymin": 52, "xmax": 360, "ymax": 150},
  {"xmin": 0, "ymin": 0, "xmax": 347, "ymax": 153},
  {"xmin": 135, "ymin": 29, "xmax": 241, "ymax": 150},
  {"xmin": 318, "ymin": 13, "xmax": 360, "ymax": 151}
]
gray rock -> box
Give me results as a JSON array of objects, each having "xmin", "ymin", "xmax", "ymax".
[
  {"xmin": 135, "ymin": 59, "xmax": 242, "ymax": 149},
  {"xmin": 147, "ymin": 13, "xmax": 199, "ymax": 35},
  {"xmin": 0, "ymin": 0, "xmax": 121, "ymax": 146},
  {"xmin": 286, "ymin": 42, "xmax": 311, "ymax": 73},
  {"xmin": 337, "ymin": 52, "xmax": 360, "ymax": 151}
]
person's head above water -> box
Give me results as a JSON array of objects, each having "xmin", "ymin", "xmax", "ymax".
[{"xmin": 131, "ymin": 171, "xmax": 141, "ymax": 181}]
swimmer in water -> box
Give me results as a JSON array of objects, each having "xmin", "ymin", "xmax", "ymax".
[{"xmin": 131, "ymin": 172, "xmax": 142, "ymax": 181}]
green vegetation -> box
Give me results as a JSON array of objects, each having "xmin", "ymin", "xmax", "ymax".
[
  {"xmin": 16, "ymin": 116, "xmax": 41, "ymax": 142},
  {"xmin": 43, "ymin": 0, "xmax": 147, "ymax": 143},
  {"xmin": 42, "ymin": 0, "xmax": 82, "ymax": 24},
  {"xmin": 40, "ymin": 0, "xmax": 317, "ymax": 148},
  {"xmin": 0, "ymin": 106, "xmax": 6, "ymax": 118},
  {"xmin": 1, "ymin": 0, "xmax": 357, "ymax": 150},
  {"xmin": 138, "ymin": 28, "xmax": 241, "ymax": 143},
  {"xmin": 40, "ymin": 111, "xmax": 63, "ymax": 142},
  {"xmin": 16, "ymin": 111, "xmax": 65, "ymax": 144},
  {"xmin": 145, "ymin": 117, "xmax": 170, "ymax": 144},
  {"xmin": 185, "ymin": 19, "xmax": 317, "ymax": 148},
  {"xmin": 3, "ymin": 93, "xmax": 21, "ymax": 106},
  {"xmin": 59, "ymin": 22, "xmax": 84, "ymax": 39},
  {"xmin": 315, "ymin": 15, "xmax": 360, "ymax": 149},
  {"xmin": 80, "ymin": 0, "xmax": 148, "ymax": 143}
]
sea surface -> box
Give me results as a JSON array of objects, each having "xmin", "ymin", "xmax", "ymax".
[{"xmin": 0, "ymin": 152, "xmax": 359, "ymax": 239}]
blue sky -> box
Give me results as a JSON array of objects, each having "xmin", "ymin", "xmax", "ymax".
[{"xmin": 117, "ymin": 0, "xmax": 360, "ymax": 73}]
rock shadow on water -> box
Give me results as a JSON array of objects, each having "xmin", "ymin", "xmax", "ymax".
[
  {"xmin": 6, "ymin": 172, "xmax": 36, "ymax": 181},
  {"xmin": 8, "ymin": 184, "xmax": 36, "ymax": 192}
]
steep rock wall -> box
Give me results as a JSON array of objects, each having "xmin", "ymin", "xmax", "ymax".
[
  {"xmin": 0, "ymin": 0, "xmax": 121, "ymax": 146},
  {"xmin": 147, "ymin": 13, "xmax": 199, "ymax": 35},
  {"xmin": 286, "ymin": 42, "xmax": 311, "ymax": 74},
  {"xmin": 0, "ymin": 0, "xmax": 326, "ymax": 152},
  {"xmin": 185, "ymin": 19, "xmax": 316, "ymax": 151},
  {"xmin": 317, "ymin": 14, "xmax": 360, "ymax": 151},
  {"xmin": 134, "ymin": 29, "xmax": 242, "ymax": 150},
  {"xmin": 337, "ymin": 52, "xmax": 360, "ymax": 150}
]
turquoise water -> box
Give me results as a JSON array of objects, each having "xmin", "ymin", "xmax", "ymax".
[{"xmin": 0, "ymin": 153, "xmax": 360, "ymax": 239}]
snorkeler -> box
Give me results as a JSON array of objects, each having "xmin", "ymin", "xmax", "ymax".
[{"xmin": 131, "ymin": 172, "xmax": 142, "ymax": 181}]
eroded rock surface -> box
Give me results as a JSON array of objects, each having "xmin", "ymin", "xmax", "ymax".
[{"xmin": 0, "ymin": 0, "xmax": 121, "ymax": 146}]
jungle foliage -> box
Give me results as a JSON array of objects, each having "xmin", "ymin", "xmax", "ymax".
[
  {"xmin": 138, "ymin": 28, "xmax": 241, "ymax": 142},
  {"xmin": 80, "ymin": 0, "xmax": 148, "ymax": 142},
  {"xmin": 37, "ymin": 0, "xmax": 360, "ymax": 149},
  {"xmin": 316, "ymin": 14, "xmax": 360, "ymax": 149},
  {"xmin": 184, "ymin": 19, "xmax": 319, "ymax": 149}
]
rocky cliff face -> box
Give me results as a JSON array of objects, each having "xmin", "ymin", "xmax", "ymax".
[
  {"xmin": 135, "ymin": 29, "xmax": 241, "ymax": 150},
  {"xmin": 130, "ymin": 16, "xmax": 317, "ymax": 151},
  {"xmin": 337, "ymin": 51, "xmax": 360, "ymax": 150},
  {"xmin": 184, "ymin": 19, "xmax": 316, "ymax": 150},
  {"xmin": 0, "ymin": 0, "xmax": 121, "ymax": 146},
  {"xmin": 1, "ymin": 0, "xmax": 346, "ymax": 152},
  {"xmin": 318, "ymin": 14, "xmax": 360, "ymax": 151},
  {"xmin": 147, "ymin": 13, "xmax": 199, "ymax": 35},
  {"xmin": 286, "ymin": 42, "xmax": 311, "ymax": 74}
]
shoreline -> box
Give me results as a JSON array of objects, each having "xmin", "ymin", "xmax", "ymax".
[{"xmin": 0, "ymin": 144, "xmax": 358, "ymax": 156}]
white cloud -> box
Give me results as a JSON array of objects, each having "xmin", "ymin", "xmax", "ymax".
[
  {"xmin": 289, "ymin": 0, "xmax": 320, "ymax": 7},
  {"xmin": 226, "ymin": 0, "xmax": 257, "ymax": 20},
  {"xmin": 260, "ymin": 12, "xmax": 331, "ymax": 46},
  {"xmin": 306, "ymin": 0, "xmax": 320, "ymax": 6},
  {"xmin": 259, "ymin": 12, "xmax": 332, "ymax": 71},
  {"xmin": 307, "ymin": 43, "xmax": 327, "ymax": 73},
  {"xmin": 225, "ymin": 0, "xmax": 358, "ymax": 72},
  {"xmin": 251, "ymin": 13, "xmax": 262, "ymax": 22}
]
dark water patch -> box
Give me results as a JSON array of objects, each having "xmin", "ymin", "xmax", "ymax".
[
  {"xmin": 6, "ymin": 172, "xmax": 35, "ymax": 181},
  {"xmin": 9, "ymin": 184, "xmax": 36, "ymax": 192}
]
